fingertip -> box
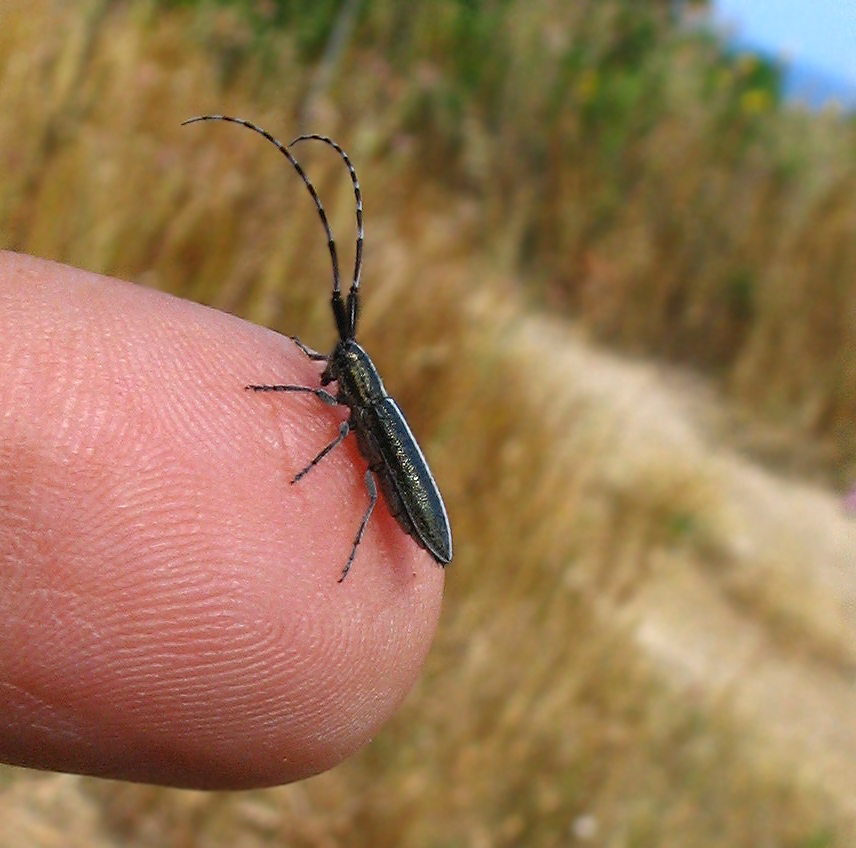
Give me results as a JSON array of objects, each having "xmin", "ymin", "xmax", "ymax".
[{"xmin": 0, "ymin": 253, "xmax": 446, "ymax": 788}]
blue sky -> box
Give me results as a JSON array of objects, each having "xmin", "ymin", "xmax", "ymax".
[{"xmin": 712, "ymin": 0, "xmax": 856, "ymax": 85}]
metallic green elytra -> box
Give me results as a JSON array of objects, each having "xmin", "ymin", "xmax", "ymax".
[{"xmin": 183, "ymin": 115, "xmax": 453, "ymax": 581}]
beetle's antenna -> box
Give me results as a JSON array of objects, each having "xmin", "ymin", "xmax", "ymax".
[
  {"xmin": 288, "ymin": 133, "xmax": 363, "ymax": 339},
  {"xmin": 290, "ymin": 135, "xmax": 362, "ymax": 294},
  {"xmin": 182, "ymin": 115, "xmax": 342, "ymax": 300}
]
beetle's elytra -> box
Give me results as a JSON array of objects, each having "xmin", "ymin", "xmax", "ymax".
[{"xmin": 183, "ymin": 115, "xmax": 453, "ymax": 581}]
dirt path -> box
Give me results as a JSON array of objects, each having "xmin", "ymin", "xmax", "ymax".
[{"xmin": 519, "ymin": 316, "xmax": 856, "ymax": 821}]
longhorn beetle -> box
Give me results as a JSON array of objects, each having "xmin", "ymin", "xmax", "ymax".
[{"xmin": 183, "ymin": 115, "xmax": 453, "ymax": 582}]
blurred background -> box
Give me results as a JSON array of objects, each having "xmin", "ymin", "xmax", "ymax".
[{"xmin": 2, "ymin": 0, "xmax": 856, "ymax": 844}]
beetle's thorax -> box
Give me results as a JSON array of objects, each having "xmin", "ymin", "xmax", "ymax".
[{"xmin": 323, "ymin": 338, "xmax": 388, "ymax": 407}]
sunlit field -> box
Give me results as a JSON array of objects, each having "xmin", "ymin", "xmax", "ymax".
[{"xmin": 2, "ymin": 0, "xmax": 855, "ymax": 844}]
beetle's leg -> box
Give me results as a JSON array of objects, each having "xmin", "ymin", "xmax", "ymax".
[
  {"xmin": 290, "ymin": 336, "xmax": 328, "ymax": 361},
  {"xmin": 339, "ymin": 470, "xmax": 377, "ymax": 582},
  {"xmin": 245, "ymin": 384, "xmax": 339, "ymax": 406},
  {"xmin": 292, "ymin": 420, "xmax": 350, "ymax": 483},
  {"xmin": 247, "ymin": 335, "xmax": 332, "ymax": 395}
]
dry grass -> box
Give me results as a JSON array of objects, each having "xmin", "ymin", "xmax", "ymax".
[
  {"xmin": 4, "ymin": 0, "xmax": 856, "ymax": 477},
  {"xmin": 0, "ymin": 0, "xmax": 849, "ymax": 845},
  {"xmin": 349, "ymin": 0, "xmax": 856, "ymax": 483}
]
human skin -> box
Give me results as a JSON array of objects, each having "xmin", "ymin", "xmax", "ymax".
[{"xmin": 0, "ymin": 251, "xmax": 445, "ymax": 789}]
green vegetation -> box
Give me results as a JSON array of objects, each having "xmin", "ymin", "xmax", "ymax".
[{"xmin": 1, "ymin": 0, "xmax": 853, "ymax": 844}]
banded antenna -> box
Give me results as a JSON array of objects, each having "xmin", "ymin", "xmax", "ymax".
[
  {"xmin": 182, "ymin": 116, "xmax": 364, "ymax": 333},
  {"xmin": 290, "ymin": 133, "xmax": 363, "ymax": 298}
]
